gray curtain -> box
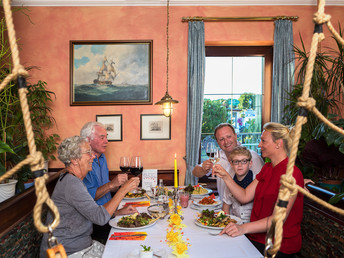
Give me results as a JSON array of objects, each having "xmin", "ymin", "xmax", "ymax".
[
  {"xmin": 185, "ymin": 21, "xmax": 205, "ymax": 185},
  {"xmin": 271, "ymin": 20, "xmax": 295, "ymax": 123}
]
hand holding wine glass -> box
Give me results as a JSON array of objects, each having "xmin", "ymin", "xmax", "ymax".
[
  {"xmin": 206, "ymin": 143, "xmax": 219, "ymax": 179},
  {"xmin": 130, "ymin": 156, "xmax": 143, "ymax": 176}
]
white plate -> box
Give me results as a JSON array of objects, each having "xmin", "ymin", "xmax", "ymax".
[
  {"xmin": 123, "ymin": 196, "xmax": 145, "ymax": 201},
  {"xmin": 193, "ymin": 199, "xmax": 222, "ymax": 207},
  {"xmin": 194, "ymin": 215, "xmax": 242, "ymax": 230},
  {"xmin": 190, "ymin": 203, "xmax": 222, "ymax": 211},
  {"xmin": 191, "ymin": 188, "xmax": 213, "ymax": 197},
  {"xmin": 109, "ymin": 216, "xmax": 157, "ymax": 230},
  {"xmin": 128, "ymin": 248, "xmax": 167, "ymax": 258}
]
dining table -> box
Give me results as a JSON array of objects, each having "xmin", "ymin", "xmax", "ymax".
[{"xmin": 102, "ymin": 194, "xmax": 263, "ymax": 258}]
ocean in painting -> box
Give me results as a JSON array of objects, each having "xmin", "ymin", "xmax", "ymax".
[{"xmin": 74, "ymin": 84, "xmax": 149, "ymax": 102}]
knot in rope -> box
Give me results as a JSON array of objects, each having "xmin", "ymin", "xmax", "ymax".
[
  {"xmin": 13, "ymin": 65, "xmax": 29, "ymax": 78},
  {"xmin": 280, "ymin": 174, "xmax": 298, "ymax": 197},
  {"xmin": 28, "ymin": 151, "xmax": 44, "ymax": 168},
  {"xmin": 313, "ymin": 12, "xmax": 331, "ymax": 24},
  {"xmin": 297, "ymin": 96, "xmax": 316, "ymax": 110}
]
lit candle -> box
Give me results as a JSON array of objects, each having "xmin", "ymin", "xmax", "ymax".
[{"xmin": 174, "ymin": 153, "xmax": 178, "ymax": 188}]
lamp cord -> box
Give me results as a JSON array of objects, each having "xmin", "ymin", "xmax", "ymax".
[{"xmin": 166, "ymin": 0, "xmax": 170, "ymax": 93}]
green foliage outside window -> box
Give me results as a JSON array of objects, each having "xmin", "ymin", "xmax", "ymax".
[
  {"xmin": 202, "ymin": 99, "xmax": 228, "ymax": 133},
  {"xmin": 237, "ymin": 93, "xmax": 256, "ymax": 110}
]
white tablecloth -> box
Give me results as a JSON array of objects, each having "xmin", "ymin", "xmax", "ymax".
[{"xmin": 102, "ymin": 198, "xmax": 263, "ymax": 258}]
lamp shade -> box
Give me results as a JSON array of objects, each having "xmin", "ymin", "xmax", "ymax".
[{"xmin": 155, "ymin": 91, "xmax": 179, "ymax": 117}]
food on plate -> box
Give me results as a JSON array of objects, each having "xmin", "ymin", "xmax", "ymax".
[
  {"xmin": 183, "ymin": 184, "xmax": 208, "ymax": 195},
  {"xmin": 192, "ymin": 186, "xmax": 208, "ymax": 195},
  {"xmin": 125, "ymin": 188, "xmax": 148, "ymax": 199},
  {"xmin": 183, "ymin": 184, "xmax": 194, "ymax": 194},
  {"xmin": 197, "ymin": 210, "xmax": 237, "ymax": 227},
  {"xmin": 198, "ymin": 196, "xmax": 217, "ymax": 205},
  {"xmin": 117, "ymin": 212, "xmax": 155, "ymax": 228}
]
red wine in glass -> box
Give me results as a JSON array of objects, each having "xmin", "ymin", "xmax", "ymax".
[
  {"xmin": 120, "ymin": 157, "xmax": 130, "ymax": 173},
  {"xmin": 120, "ymin": 166, "xmax": 130, "ymax": 172},
  {"xmin": 206, "ymin": 152, "xmax": 215, "ymax": 158},
  {"xmin": 130, "ymin": 156, "xmax": 143, "ymax": 176},
  {"xmin": 130, "ymin": 167, "xmax": 143, "ymax": 176}
]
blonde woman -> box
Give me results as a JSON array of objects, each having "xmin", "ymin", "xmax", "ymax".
[{"xmin": 214, "ymin": 122, "xmax": 304, "ymax": 257}]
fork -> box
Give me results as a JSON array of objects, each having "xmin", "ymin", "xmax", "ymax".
[{"xmin": 208, "ymin": 231, "xmax": 220, "ymax": 236}]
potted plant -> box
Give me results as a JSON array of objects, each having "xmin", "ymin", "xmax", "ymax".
[
  {"xmin": 1, "ymin": 79, "xmax": 60, "ymax": 192},
  {"xmin": 0, "ymin": 140, "xmax": 18, "ymax": 202},
  {"xmin": 283, "ymin": 27, "xmax": 344, "ymax": 184},
  {"xmin": 0, "ymin": 14, "xmax": 60, "ymax": 193}
]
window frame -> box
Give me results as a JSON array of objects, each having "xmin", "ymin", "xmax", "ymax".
[{"xmin": 199, "ymin": 44, "xmax": 273, "ymax": 164}]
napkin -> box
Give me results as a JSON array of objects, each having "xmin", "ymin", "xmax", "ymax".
[
  {"xmin": 109, "ymin": 232, "xmax": 147, "ymax": 240},
  {"xmin": 124, "ymin": 201, "xmax": 150, "ymax": 207}
]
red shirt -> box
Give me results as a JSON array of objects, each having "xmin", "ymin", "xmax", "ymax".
[{"xmin": 247, "ymin": 158, "xmax": 304, "ymax": 254}]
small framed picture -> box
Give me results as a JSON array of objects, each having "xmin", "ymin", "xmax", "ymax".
[
  {"xmin": 140, "ymin": 114, "xmax": 171, "ymax": 140},
  {"xmin": 96, "ymin": 114, "xmax": 122, "ymax": 141}
]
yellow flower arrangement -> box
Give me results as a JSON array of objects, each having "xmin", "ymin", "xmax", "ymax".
[
  {"xmin": 166, "ymin": 229, "xmax": 181, "ymax": 245},
  {"xmin": 172, "ymin": 242, "xmax": 189, "ymax": 257},
  {"xmin": 165, "ymin": 213, "xmax": 190, "ymax": 257}
]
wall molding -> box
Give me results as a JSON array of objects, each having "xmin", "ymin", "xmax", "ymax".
[{"xmin": 11, "ymin": 0, "xmax": 344, "ymax": 7}]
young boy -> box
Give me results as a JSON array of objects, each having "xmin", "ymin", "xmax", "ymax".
[{"xmin": 222, "ymin": 146, "xmax": 255, "ymax": 224}]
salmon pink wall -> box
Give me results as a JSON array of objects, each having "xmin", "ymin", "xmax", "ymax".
[{"xmin": 11, "ymin": 5, "xmax": 344, "ymax": 185}]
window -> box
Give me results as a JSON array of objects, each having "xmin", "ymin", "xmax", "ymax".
[{"xmin": 200, "ymin": 46, "xmax": 272, "ymax": 163}]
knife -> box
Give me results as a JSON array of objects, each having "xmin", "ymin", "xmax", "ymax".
[{"xmin": 111, "ymin": 234, "xmax": 147, "ymax": 238}]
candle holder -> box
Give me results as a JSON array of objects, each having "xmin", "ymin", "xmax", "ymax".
[{"xmin": 169, "ymin": 186, "xmax": 184, "ymax": 220}]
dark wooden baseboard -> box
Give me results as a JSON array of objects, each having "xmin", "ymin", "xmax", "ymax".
[{"xmin": 0, "ymin": 170, "xmax": 64, "ymax": 237}]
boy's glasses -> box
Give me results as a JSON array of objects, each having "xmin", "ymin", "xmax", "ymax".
[{"xmin": 231, "ymin": 159, "xmax": 251, "ymax": 165}]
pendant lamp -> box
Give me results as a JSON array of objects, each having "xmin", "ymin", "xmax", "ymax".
[{"xmin": 155, "ymin": 0, "xmax": 178, "ymax": 117}]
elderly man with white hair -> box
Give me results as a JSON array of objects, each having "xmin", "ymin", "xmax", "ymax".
[{"xmin": 80, "ymin": 121, "xmax": 135, "ymax": 243}]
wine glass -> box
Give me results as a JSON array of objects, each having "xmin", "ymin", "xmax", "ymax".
[
  {"xmin": 119, "ymin": 156, "xmax": 130, "ymax": 173},
  {"xmin": 206, "ymin": 142, "xmax": 215, "ymax": 159},
  {"xmin": 150, "ymin": 186, "xmax": 158, "ymax": 202},
  {"xmin": 130, "ymin": 156, "xmax": 143, "ymax": 176},
  {"xmin": 209, "ymin": 148, "xmax": 219, "ymax": 179},
  {"xmin": 211, "ymin": 148, "xmax": 220, "ymax": 165}
]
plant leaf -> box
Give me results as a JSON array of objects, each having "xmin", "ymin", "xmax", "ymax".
[
  {"xmin": 329, "ymin": 193, "xmax": 344, "ymax": 204},
  {"xmin": 0, "ymin": 142, "xmax": 15, "ymax": 154}
]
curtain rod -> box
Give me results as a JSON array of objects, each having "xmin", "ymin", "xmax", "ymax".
[{"xmin": 182, "ymin": 16, "xmax": 298, "ymax": 22}]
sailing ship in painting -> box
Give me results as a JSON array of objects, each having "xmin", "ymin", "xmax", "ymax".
[{"xmin": 93, "ymin": 57, "xmax": 117, "ymax": 85}]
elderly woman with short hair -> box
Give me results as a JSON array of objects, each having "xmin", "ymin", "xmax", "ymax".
[{"xmin": 40, "ymin": 136, "xmax": 139, "ymax": 258}]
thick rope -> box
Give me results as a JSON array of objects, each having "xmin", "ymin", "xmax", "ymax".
[
  {"xmin": 34, "ymin": 174, "xmax": 60, "ymax": 233},
  {"xmin": 1, "ymin": 0, "xmax": 60, "ymax": 234},
  {"xmin": 266, "ymin": 0, "xmax": 344, "ymax": 256},
  {"xmin": 0, "ymin": 0, "xmax": 28, "ymax": 93}
]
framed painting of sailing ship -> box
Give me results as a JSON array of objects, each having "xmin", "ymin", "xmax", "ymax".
[
  {"xmin": 70, "ymin": 40, "xmax": 153, "ymax": 105},
  {"xmin": 140, "ymin": 114, "xmax": 171, "ymax": 140},
  {"xmin": 96, "ymin": 114, "xmax": 122, "ymax": 141}
]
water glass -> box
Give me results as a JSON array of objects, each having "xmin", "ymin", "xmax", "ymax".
[{"xmin": 179, "ymin": 192, "xmax": 190, "ymax": 208}]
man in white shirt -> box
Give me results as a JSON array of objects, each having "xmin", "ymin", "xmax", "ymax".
[{"xmin": 192, "ymin": 123, "xmax": 264, "ymax": 200}]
